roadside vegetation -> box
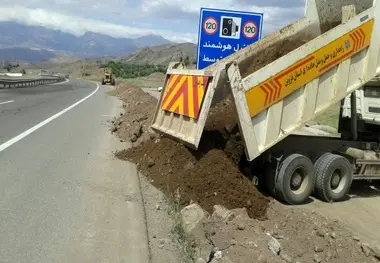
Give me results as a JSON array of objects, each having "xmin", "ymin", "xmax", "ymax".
[{"xmin": 100, "ymin": 61, "xmax": 167, "ymax": 79}]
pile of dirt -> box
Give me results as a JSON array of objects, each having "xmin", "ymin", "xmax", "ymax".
[
  {"xmin": 113, "ymin": 84, "xmax": 269, "ymax": 220},
  {"xmin": 109, "ymin": 83, "xmax": 159, "ymax": 146},
  {"xmin": 240, "ymin": 35, "xmax": 312, "ymax": 78},
  {"xmin": 118, "ymin": 143, "xmax": 268, "ymax": 219},
  {"xmin": 186, "ymin": 202, "xmax": 378, "ymax": 263}
]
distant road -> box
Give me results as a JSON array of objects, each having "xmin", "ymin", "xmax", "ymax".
[{"xmin": 0, "ymin": 80, "xmax": 149, "ymax": 263}]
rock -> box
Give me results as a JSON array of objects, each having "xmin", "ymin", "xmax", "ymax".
[
  {"xmin": 194, "ymin": 258, "xmax": 206, "ymax": 263},
  {"xmin": 230, "ymin": 239, "xmax": 237, "ymax": 246},
  {"xmin": 268, "ymin": 237, "xmax": 281, "ymax": 255},
  {"xmin": 133, "ymin": 124, "xmax": 143, "ymax": 137},
  {"xmin": 281, "ymin": 254, "xmax": 292, "ymax": 263},
  {"xmin": 155, "ymin": 204, "xmax": 161, "ymax": 210},
  {"xmin": 314, "ymin": 254, "xmax": 322, "ymax": 263},
  {"xmin": 214, "ymin": 250, "xmax": 222, "ymax": 259},
  {"xmin": 237, "ymin": 224, "xmax": 245, "ymax": 231},
  {"xmin": 118, "ymin": 120, "xmax": 123, "ymax": 126},
  {"xmin": 316, "ymin": 229, "xmax": 327, "ymax": 237},
  {"xmin": 159, "ymin": 239, "xmax": 166, "ymax": 245},
  {"xmin": 111, "ymin": 126, "xmax": 118, "ymax": 132},
  {"xmin": 361, "ymin": 243, "xmax": 372, "ymax": 257},
  {"xmin": 314, "ymin": 245, "xmax": 324, "ymax": 253},
  {"xmin": 330, "ymin": 232, "xmax": 336, "ymax": 239},
  {"xmin": 180, "ymin": 204, "xmax": 208, "ymax": 235},
  {"xmin": 149, "ymin": 133, "xmax": 157, "ymax": 140},
  {"xmin": 230, "ymin": 207, "xmax": 250, "ymax": 220},
  {"xmin": 212, "ymin": 205, "xmax": 234, "ymax": 221},
  {"xmin": 372, "ymin": 247, "xmax": 380, "ymax": 260},
  {"xmin": 353, "ymin": 236, "xmax": 360, "ymax": 241},
  {"xmin": 147, "ymin": 157, "xmax": 155, "ymax": 167},
  {"xmin": 130, "ymin": 135, "xmax": 138, "ymax": 142}
]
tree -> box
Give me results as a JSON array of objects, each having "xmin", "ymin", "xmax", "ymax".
[{"xmin": 21, "ymin": 68, "xmax": 26, "ymax": 75}]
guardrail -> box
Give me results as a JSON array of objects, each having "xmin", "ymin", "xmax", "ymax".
[{"xmin": 0, "ymin": 76, "xmax": 66, "ymax": 89}]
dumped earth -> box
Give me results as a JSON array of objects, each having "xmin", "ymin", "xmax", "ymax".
[
  {"xmin": 240, "ymin": 35, "xmax": 312, "ymax": 78},
  {"xmin": 113, "ymin": 84, "xmax": 269, "ymax": 220},
  {"xmin": 179, "ymin": 202, "xmax": 380, "ymax": 263},
  {"xmin": 111, "ymin": 83, "xmax": 380, "ymax": 263}
]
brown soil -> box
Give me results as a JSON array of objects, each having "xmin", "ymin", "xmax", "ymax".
[
  {"xmin": 109, "ymin": 83, "xmax": 159, "ymax": 146},
  {"xmin": 240, "ymin": 35, "xmax": 312, "ymax": 78},
  {"xmin": 112, "ymin": 84, "xmax": 269, "ymax": 220},
  {"xmin": 199, "ymin": 202, "xmax": 377, "ymax": 263}
]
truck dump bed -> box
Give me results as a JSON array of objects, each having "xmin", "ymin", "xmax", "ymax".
[{"xmin": 151, "ymin": 0, "xmax": 380, "ymax": 161}]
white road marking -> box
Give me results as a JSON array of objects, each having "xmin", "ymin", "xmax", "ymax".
[
  {"xmin": 0, "ymin": 100, "xmax": 14, "ymax": 105},
  {"xmin": 0, "ymin": 83, "xmax": 99, "ymax": 153},
  {"xmin": 48, "ymin": 79, "xmax": 70, "ymax": 85}
]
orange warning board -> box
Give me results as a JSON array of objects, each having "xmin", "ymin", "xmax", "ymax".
[
  {"xmin": 245, "ymin": 19, "xmax": 374, "ymax": 118},
  {"xmin": 160, "ymin": 74, "xmax": 210, "ymax": 119}
]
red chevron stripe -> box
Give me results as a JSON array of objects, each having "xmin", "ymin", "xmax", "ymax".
[
  {"xmin": 164, "ymin": 82, "xmax": 187, "ymax": 111},
  {"xmin": 359, "ymin": 28, "xmax": 365, "ymax": 48},
  {"xmin": 352, "ymin": 32, "xmax": 360, "ymax": 50},
  {"xmin": 260, "ymin": 85, "xmax": 270, "ymax": 106},
  {"xmin": 270, "ymin": 80, "xmax": 282, "ymax": 100},
  {"xmin": 265, "ymin": 83, "xmax": 275, "ymax": 104},
  {"xmin": 355, "ymin": 30, "xmax": 362, "ymax": 49},
  {"xmin": 192, "ymin": 75, "xmax": 199, "ymax": 118},
  {"xmin": 349, "ymin": 34, "xmax": 357, "ymax": 51},
  {"xmin": 355, "ymin": 31, "xmax": 362, "ymax": 50},
  {"xmin": 183, "ymin": 77, "xmax": 189, "ymax": 117},
  {"xmin": 161, "ymin": 75, "xmax": 182, "ymax": 107}
]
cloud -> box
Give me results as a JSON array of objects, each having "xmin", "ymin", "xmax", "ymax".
[{"xmin": 0, "ymin": 0, "xmax": 306, "ymax": 42}]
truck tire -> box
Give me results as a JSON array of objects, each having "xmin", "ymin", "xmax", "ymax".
[
  {"xmin": 314, "ymin": 153, "xmax": 353, "ymax": 202},
  {"xmin": 275, "ymin": 154, "xmax": 315, "ymax": 205}
]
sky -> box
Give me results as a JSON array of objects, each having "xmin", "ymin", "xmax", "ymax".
[{"xmin": 0, "ymin": 0, "xmax": 306, "ymax": 42}]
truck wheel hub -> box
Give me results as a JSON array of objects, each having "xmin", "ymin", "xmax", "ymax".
[{"xmin": 331, "ymin": 172, "xmax": 341, "ymax": 189}]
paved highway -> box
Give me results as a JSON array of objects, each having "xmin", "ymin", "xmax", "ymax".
[{"xmin": 0, "ymin": 80, "xmax": 149, "ymax": 263}]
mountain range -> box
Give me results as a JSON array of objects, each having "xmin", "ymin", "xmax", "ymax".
[{"xmin": 0, "ymin": 22, "xmax": 173, "ymax": 62}]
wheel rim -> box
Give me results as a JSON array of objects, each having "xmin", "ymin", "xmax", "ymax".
[
  {"xmin": 290, "ymin": 166, "xmax": 309, "ymax": 195},
  {"xmin": 330, "ymin": 168, "xmax": 347, "ymax": 194}
]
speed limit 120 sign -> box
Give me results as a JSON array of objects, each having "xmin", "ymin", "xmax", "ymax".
[
  {"xmin": 243, "ymin": 21, "xmax": 258, "ymax": 39},
  {"xmin": 203, "ymin": 17, "xmax": 218, "ymax": 35}
]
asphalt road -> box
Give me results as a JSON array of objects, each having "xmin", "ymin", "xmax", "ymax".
[{"xmin": 0, "ymin": 80, "xmax": 149, "ymax": 263}]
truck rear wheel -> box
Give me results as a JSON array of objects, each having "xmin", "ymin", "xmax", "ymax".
[
  {"xmin": 314, "ymin": 153, "xmax": 353, "ymax": 202},
  {"xmin": 275, "ymin": 154, "xmax": 315, "ymax": 205}
]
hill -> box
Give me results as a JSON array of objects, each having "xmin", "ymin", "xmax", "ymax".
[
  {"xmin": 0, "ymin": 47, "xmax": 57, "ymax": 63},
  {"xmin": 0, "ymin": 22, "xmax": 173, "ymax": 61},
  {"xmin": 119, "ymin": 43, "xmax": 197, "ymax": 65}
]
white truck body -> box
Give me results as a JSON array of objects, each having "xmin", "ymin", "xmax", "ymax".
[{"xmin": 151, "ymin": 0, "xmax": 380, "ymax": 162}]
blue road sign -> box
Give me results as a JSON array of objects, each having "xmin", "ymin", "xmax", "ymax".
[{"xmin": 196, "ymin": 8, "xmax": 263, "ymax": 70}]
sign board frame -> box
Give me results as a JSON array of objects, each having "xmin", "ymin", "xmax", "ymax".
[{"xmin": 196, "ymin": 7, "xmax": 264, "ymax": 70}]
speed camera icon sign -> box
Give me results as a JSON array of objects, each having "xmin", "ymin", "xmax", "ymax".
[{"xmin": 243, "ymin": 21, "xmax": 258, "ymax": 39}]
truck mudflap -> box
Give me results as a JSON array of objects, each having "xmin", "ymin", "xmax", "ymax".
[
  {"xmin": 151, "ymin": 62, "xmax": 224, "ymax": 149},
  {"xmin": 227, "ymin": 6, "xmax": 379, "ymax": 161}
]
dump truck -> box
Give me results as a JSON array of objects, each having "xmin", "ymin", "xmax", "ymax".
[
  {"xmin": 150, "ymin": 0, "xmax": 380, "ymax": 205},
  {"xmin": 101, "ymin": 68, "xmax": 116, "ymax": 86}
]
